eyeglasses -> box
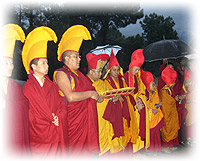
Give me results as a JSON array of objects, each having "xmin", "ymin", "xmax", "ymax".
[{"xmin": 68, "ymin": 54, "xmax": 81, "ymax": 59}]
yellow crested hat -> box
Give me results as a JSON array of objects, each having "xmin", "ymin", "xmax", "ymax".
[
  {"xmin": 2, "ymin": 24, "xmax": 25, "ymax": 58},
  {"xmin": 22, "ymin": 26, "xmax": 57, "ymax": 74},
  {"xmin": 57, "ymin": 25, "xmax": 91, "ymax": 61}
]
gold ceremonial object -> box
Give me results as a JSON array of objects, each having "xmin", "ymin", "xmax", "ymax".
[{"xmin": 100, "ymin": 87, "xmax": 135, "ymax": 98}]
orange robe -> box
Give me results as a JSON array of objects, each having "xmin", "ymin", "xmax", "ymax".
[
  {"xmin": 146, "ymin": 90, "xmax": 164, "ymax": 152},
  {"xmin": 124, "ymin": 70, "xmax": 150, "ymax": 152},
  {"xmin": 159, "ymin": 86, "xmax": 180, "ymax": 146}
]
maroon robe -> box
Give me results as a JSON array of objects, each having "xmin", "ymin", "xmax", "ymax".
[
  {"xmin": 54, "ymin": 66, "xmax": 99, "ymax": 156},
  {"xmin": 6, "ymin": 79, "xmax": 30, "ymax": 154},
  {"xmin": 103, "ymin": 75, "xmax": 131, "ymax": 139},
  {"xmin": 124, "ymin": 71, "xmax": 146, "ymax": 141},
  {"xmin": 23, "ymin": 74, "xmax": 67, "ymax": 156}
]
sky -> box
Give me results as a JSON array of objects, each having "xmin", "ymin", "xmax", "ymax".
[{"xmin": 119, "ymin": 2, "xmax": 193, "ymax": 44}]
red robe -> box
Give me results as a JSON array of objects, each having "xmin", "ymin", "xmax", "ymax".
[
  {"xmin": 6, "ymin": 79, "xmax": 30, "ymax": 154},
  {"xmin": 54, "ymin": 66, "xmax": 99, "ymax": 156},
  {"xmin": 23, "ymin": 74, "xmax": 67, "ymax": 157}
]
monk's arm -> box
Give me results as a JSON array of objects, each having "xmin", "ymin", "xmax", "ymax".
[{"xmin": 55, "ymin": 71, "xmax": 98, "ymax": 102}]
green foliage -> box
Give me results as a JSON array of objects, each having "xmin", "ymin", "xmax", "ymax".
[{"xmin": 140, "ymin": 13, "xmax": 178, "ymax": 45}]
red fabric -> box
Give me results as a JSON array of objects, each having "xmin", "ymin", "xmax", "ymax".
[
  {"xmin": 23, "ymin": 74, "xmax": 67, "ymax": 156},
  {"xmin": 149, "ymin": 118, "xmax": 164, "ymax": 152},
  {"xmin": 158, "ymin": 64, "xmax": 166, "ymax": 94},
  {"xmin": 173, "ymin": 78, "xmax": 187, "ymax": 127},
  {"xmin": 162, "ymin": 137, "xmax": 179, "ymax": 148},
  {"xmin": 7, "ymin": 79, "xmax": 30, "ymax": 154},
  {"xmin": 103, "ymin": 75, "xmax": 126, "ymax": 138},
  {"xmin": 124, "ymin": 71, "xmax": 146, "ymax": 141},
  {"xmin": 185, "ymin": 124, "xmax": 194, "ymax": 139},
  {"xmin": 86, "ymin": 53, "xmax": 109, "ymax": 69},
  {"xmin": 184, "ymin": 68, "xmax": 192, "ymax": 81},
  {"xmin": 158, "ymin": 77, "xmax": 165, "ymax": 94},
  {"xmin": 103, "ymin": 100, "xmax": 124, "ymax": 139},
  {"xmin": 108, "ymin": 49, "xmax": 120, "ymax": 70},
  {"xmin": 161, "ymin": 66, "xmax": 177, "ymax": 85},
  {"xmin": 141, "ymin": 70, "xmax": 154, "ymax": 92},
  {"xmin": 129, "ymin": 49, "xmax": 144, "ymax": 68},
  {"xmin": 59, "ymin": 68, "xmax": 99, "ymax": 155},
  {"xmin": 128, "ymin": 50, "xmax": 144, "ymax": 88}
]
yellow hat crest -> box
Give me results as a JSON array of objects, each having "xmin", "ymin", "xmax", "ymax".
[
  {"xmin": 57, "ymin": 25, "xmax": 91, "ymax": 61},
  {"xmin": 2, "ymin": 24, "xmax": 25, "ymax": 58},
  {"xmin": 22, "ymin": 26, "xmax": 57, "ymax": 74}
]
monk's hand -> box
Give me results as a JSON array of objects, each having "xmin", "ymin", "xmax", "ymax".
[
  {"xmin": 90, "ymin": 91, "xmax": 99, "ymax": 101},
  {"xmin": 97, "ymin": 95, "xmax": 105, "ymax": 103},
  {"xmin": 152, "ymin": 109, "xmax": 159, "ymax": 115},
  {"xmin": 52, "ymin": 113, "xmax": 59, "ymax": 126},
  {"xmin": 112, "ymin": 96, "xmax": 119, "ymax": 103},
  {"xmin": 175, "ymin": 95, "xmax": 179, "ymax": 101},
  {"xmin": 119, "ymin": 96, "xmax": 124, "ymax": 102},
  {"xmin": 179, "ymin": 94, "xmax": 186, "ymax": 100},
  {"xmin": 136, "ymin": 98, "xmax": 144, "ymax": 111}
]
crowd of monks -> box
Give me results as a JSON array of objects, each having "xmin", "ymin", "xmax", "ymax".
[{"xmin": 0, "ymin": 24, "xmax": 194, "ymax": 158}]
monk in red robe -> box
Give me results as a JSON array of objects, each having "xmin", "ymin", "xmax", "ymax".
[
  {"xmin": 124, "ymin": 49, "xmax": 150, "ymax": 153},
  {"xmin": 141, "ymin": 70, "xmax": 164, "ymax": 153},
  {"xmin": 22, "ymin": 27, "xmax": 67, "ymax": 157},
  {"xmin": 103, "ymin": 50, "xmax": 136, "ymax": 154},
  {"xmin": 53, "ymin": 25, "xmax": 99, "ymax": 156},
  {"xmin": 1, "ymin": 24, "xmax": 30, "ymax": 155}
]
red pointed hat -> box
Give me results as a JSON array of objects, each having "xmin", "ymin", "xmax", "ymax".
[
  {"xmin": 141, "ymin": 70, "xmax": 154, "ymax": 92},
  {"xmin": 108, "ymin": 49, "xmax": 120, "ymax": 70},
  {"xmin": 86, "ymin": 53, "xmax": 109, "ymax": 69},
  {"xmin": 129, "ymin": 49, "xmax": 145, "ymax": 70},
  {"xmin": 184, "ymin": 69, "xmax": 192, "ymax": 81},
  {"xmin": 161, "ymin": 66, "xmax": 177, "ymax": 85}
]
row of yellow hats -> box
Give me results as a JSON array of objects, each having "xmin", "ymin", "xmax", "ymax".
[{"xmin": 2, "ymin": 24, "xmax": 91, "ymax": 74}]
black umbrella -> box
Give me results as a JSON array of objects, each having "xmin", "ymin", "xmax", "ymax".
[{"xmin": 143, "ymin": 40, "xmax": 193, "ymax": 62}]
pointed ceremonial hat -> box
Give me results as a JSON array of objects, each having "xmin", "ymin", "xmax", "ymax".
[
  {"xmin": 2, "ymin": 24, "xmax": 25, "ymax": 58},
  {"xmin": 57, "ymin": 25, "xmax": 92, "ymax": 61},
  {"xmin": 22, "ymin": 26, "xmax": 57, "ymax": 74},
  {"xmin": 161, "ymin": 66, "xmax": 177, "ymax": 85},
  {"xmin": 141, "ymin": 70, "xmax": 154, "ymax": 92},
  {"xmin": 103, "ymin": 49, "xmax": 123, "ymax": 79},
  {"xmin": 129, "ymin": 49, "xmax": 145, "ymax": 69}
]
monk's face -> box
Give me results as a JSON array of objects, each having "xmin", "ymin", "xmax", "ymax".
[
  {"xmin": 149, "ymin": 81, "xmax": 156, "ymax": 93},
  {"xmin": 90, "ymin": 69, "xmax": 102, "ymax": 81},
  {"xmin": 66, "ymin": 51, "xmax": 81, "ymax": 71},
  {"xmin": 1, "ymin": 57, "xmax": 14, "ymax": 77},
  {"xmin": 110, "ymin": 66, "xmax": 120, "ymax": 79},
  {"xmin": 32, "ymin": 58, "xmax": 49, "ymax": 76},
  {"xmin": 131, "ymin": 66, "xmax": 140, "ymax": 75}
]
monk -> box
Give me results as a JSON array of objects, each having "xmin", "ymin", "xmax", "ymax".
[
  {"xmin": 53, "ymin": 25, "xmax": 99, "ymax": 156},
  {"xmin": 159, "ymin": 66, "xmax": 180, "ymax": 153},
  {"xmin": 86, "ymin": 52, "xmax": 117, "ymax": 156},
  {"xmin": 183, "ymin": 68, "xmax": 194, "ymax": 144},
  {"xmin": 103, "ymin": 50, "xmax": 138, "ymax": 154},
  {"xmin": 124, "ymin": 49, "xmax": 150, "ymax": 153},
  {"xmin": 1, "ymin": 24, "xmax": 30, "ymax": 155},
  {"xmin": 141, "ymin": 70, "xmax": 164, "ymax": 153},
  {"xmin": 22, "ymin": 27, "xmax": 67, "ymax": 157}
]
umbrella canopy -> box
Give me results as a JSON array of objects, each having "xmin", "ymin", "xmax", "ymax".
[
  {"xmin": 143, "ymin": 40, "xmax": 193, "ymax": 62},
  {"xmin": 90, "ymin": 44, "xmax": 122, "ymax": 56}
]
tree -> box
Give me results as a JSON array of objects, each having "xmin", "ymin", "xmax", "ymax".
[
  {"xmin": 140, "ymin": 13, "xmax": 178, "ymax": 45},
  {"xmin": 6, "ymin": 2, "xmax": 144, "ymax": 80}
]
